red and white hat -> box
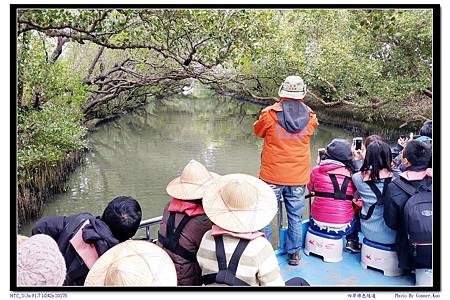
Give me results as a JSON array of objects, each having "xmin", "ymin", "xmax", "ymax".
[{"xmin": 278, "ymin": 76, "xmax": 307, "ymax": 99}]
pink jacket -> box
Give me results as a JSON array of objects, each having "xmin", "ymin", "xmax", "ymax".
[{"xmin": 308, "ymin": 162, "xmax": 356, "ymax": 224}]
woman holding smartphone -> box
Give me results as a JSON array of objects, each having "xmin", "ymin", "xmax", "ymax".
[
  {"xmin": 308, "ymin": 139, "xmax": 361, "ymax": 253},
  {"xmin": 352, "ymin": 140, "xmax": 397, "ymax": 245}
]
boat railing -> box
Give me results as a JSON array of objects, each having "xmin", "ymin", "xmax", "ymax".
[
  {"xmin": 135, "ymin": 196, "xmax": 308, "ymax": 252},
  {"xmin": 135, "ymin": 201, "xmax": 289, "ymax": 250},
  {"xmin": 136, "ymin": 216, "xmax": 163, "ymax": 241}
]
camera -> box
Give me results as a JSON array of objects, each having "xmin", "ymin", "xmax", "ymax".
[
  {"xmin": 353, "ymin": 137, "xmax": 363, "ymax": 150},
  {"xmin": 318, "ymin": 148, "xmax": 327, "ymax": 162},
  {"xmin": 318, "ymin": 148, "xmax": 326, "ymax": 156}
]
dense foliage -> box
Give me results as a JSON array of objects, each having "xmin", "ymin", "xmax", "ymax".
[
  {"xmin": 224, "ymin": 9, "xmax": 432, "ymax": 121},
  {"xmin": 16, "ymin": 8, "xmax": 433, "ymax": 182}
]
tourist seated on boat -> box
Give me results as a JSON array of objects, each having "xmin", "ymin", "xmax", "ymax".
[
  {"xmin": 384, "ymin": 140, "xmax": 432, "ymax": 284},
  {"xmin": 84, "ymin": 240, "xmax": 177, "ymax": 286},
  {"xmin": 391, "ymin": 120, "xmax": 432, "ymax": 172},
  {"xmin": 352, "ymin": 134, "xmax": 388, "ymax": 165},
  {"xmin": 352, "ymin": 140, "xmax": 397, "ymax": 246},
  {"xmin": 31, "ymin": 196, "xmax": 142, "ymax": 286},
  {"xmin": 197, "ymin": 174, "xmax": 309, "ymax": 286},
  {"xmin": 352, "ymin": 134, "xmax": 384, "ymax": 171},
  {"xmin": 416, "ymin": 120, "xmax": 432, "ymax": 143},
  {"xmin": 17, "ymin": 234, "xmax": 66, "ymax": 286},
  {"xmin": 308, "ymin": 139, "xmax": 361, "ymax": 253},
  {"xmin": 415, "ymin": 120, "xmax": 432, "ymax": 169},
  {"xmin": 156, "ymin": 159, "xmax": 220, "ymax": 286}
]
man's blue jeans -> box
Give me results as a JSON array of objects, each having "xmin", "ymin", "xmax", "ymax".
[{"xmin": 262, "ymin": 184, "xmax": 306, "ymax": 255}]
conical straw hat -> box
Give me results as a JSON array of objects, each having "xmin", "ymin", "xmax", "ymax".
[
  {"xmin": 84, "ymin": 240, "xmax": 177, "ymax": 286},
  {"xmin": 202, "ymin": 174, "xmax": 277, "ymax": 233},
  {"xmin": 166, "ymin": 160, "xmax": 220, "ymax": 200}
]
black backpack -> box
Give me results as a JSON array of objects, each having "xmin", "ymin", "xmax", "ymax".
[{"xmin": 392, "ymin": 177, "xmax": 432, "ymax": 268}]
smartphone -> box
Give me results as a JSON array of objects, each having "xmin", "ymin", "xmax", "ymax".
[
  {"xmin": 353, "ymin": 137, "xmax": 363, "ymax": 150},
  {"xmin": 318, "ymin": 148, "xmax": 326, "ymax": 163},
  {"xmin": 318, "ymin": 148, "xmax": 326, "ymax": 156}
]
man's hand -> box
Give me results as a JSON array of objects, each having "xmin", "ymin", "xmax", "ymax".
[{"xmin": 397, "ymin": 137, "xmax": 408, "ymax": 148}]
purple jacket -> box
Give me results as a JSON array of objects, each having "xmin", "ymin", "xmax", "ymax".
[{"xmin": 308, "ymin": 160, "xmax": 356, "ymax": 224}]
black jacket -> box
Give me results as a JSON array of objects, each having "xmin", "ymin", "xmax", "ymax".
[
  {"xmin": 383, "ymin": 173, "xmax": 432, "ymax": 270},
  {"xmin": 32, "ymin": 213, "xmax": 119, "ymax": 286}
]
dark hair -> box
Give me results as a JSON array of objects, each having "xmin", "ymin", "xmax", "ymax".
[
  {"xmin": 419, "ymin": 120, "xmax": 432, "ymax": 138},
  {"xmin": 101, "ymin": 196, "xmax": 142, "ymax": 242},
  {"xmin": 342, "ymin": 159, "xmax": 355, "ymax": 173},
  {"xmin": 403, "ymin": 140, "xmax": 432, "ymax": 169},
  {"xmin": 364, "ymin": 134, "xmax": 384, "ymax": 148},
  {"xmin": 360, "ymin": 140, "xmax": 392, "ymax": 181}
]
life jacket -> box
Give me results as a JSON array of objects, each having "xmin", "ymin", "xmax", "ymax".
[
  {"xmin": 360, "ymin": 177, "xmax": 392, "ymax": 220},
  {"xmin": 201, "ymin": 236, "xmax": 250, "ymax": 286},
  {"xmin": 158, "ymin": 212, "xmax": 198, "ymax": 262},
  {"xmin": 57, "ymin": 213, "xmax": 92, "ymax": 255},
  {"xmin": 57, "ymin": 213, "xmax": 92, "ymax": 285},
  {"xmin": 313, "ymin": 174, "xmax": 354, "ymax": 201},
  {"xmin": 69, "ymin": 220, "xmax": 99, "ymax": 269}
]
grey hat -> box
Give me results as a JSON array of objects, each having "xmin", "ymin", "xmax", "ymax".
[{"xmin": 326, "ymin": 139, "xmax": 352, "ymax": 162}]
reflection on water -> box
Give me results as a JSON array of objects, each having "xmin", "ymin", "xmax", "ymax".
[{"xmin": 20, "ymin": 95, "xmax": 360, "ymax": 234}]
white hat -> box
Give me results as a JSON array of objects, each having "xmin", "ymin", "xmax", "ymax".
[
  {"xmin": 278, "ymin": 76, "xmax": 307, "ymax": 99},
  {"xmin": 17, "ymin": 234, "xmax": 66, "ymax": 286},
  {"xmin": 84, "ymin": 240, "xmax": 177, "ymax": 286},
  {"xmin": 202, "ymin": 174, "xmax": 277, "ymax": 233},
  {"xmin": 166, "ymin": 160, "xmax": 220, "ymax": 200}
]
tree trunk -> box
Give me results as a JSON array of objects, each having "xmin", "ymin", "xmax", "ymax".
[
  {"xmin": 17, "ymin": 31, "xmax": 32, "ymax": 107},
  {"xmin": 49, "ymin": 37, "xmax": 68, "ymax": 64},
  {"xmin": 84, "ymin": 46, "xmax": 105, "ymax": 83}
]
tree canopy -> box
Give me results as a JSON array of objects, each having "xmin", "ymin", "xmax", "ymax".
[{"xmin": 16, "ymin": 8, "xmax": 433, "ymax": 175}]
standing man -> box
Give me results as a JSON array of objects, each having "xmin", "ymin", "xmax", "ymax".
[{"xmin": 253, "ymin": 76, "xmax": 319, "ymax": 266}]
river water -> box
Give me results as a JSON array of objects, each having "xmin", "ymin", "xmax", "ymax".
[{"xmin": 19, "ymin": 93, "xmax": 395, "ymax": 235}]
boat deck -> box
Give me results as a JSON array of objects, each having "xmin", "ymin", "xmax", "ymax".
[
  {"xmin": 276, "ymin": 246, "xmax": 414, "ymax": 286},
  {"xmin": 137, "ymin": 216, "xmax": 416, "ymax": 287},
  {"xmin": 275, "ymin": 222, "xmax": 415, "ymax": 286}
]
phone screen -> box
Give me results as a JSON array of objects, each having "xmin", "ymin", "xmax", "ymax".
[{"xmin": 355, "ymin": 139, "xmax": 362, "ymax": 150}]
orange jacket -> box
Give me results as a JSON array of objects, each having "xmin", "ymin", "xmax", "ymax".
[{"xmin": 253, "ymin": 99, "xmax": 319, "ymax": 186}]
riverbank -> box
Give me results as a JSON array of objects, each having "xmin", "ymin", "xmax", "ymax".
[
  {"xmin": 17, "ymin": 150, "xmax": 85, "ymax": 227},
  {"xmin": 16, "ymin": 100, "xmax": 149, "ymax": 227},
  {"xmin": 231, "ymin": 91, "xmax": 431, "ymax": 139},
  {"xmin": 308, "ymin": 92, "xmax": 432, "ymax": 136}
]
